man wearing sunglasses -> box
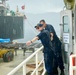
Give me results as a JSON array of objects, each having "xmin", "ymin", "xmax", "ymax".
[{"xmin": 26, "ymin": 23, "xmax": 54, "ymax": 75}]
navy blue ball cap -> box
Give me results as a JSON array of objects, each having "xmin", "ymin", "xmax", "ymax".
[{"xmin": 35, "ymin": 23, "xmax": 43, "ymax": 28}]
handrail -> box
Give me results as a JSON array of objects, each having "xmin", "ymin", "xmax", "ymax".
[
  {"xmin": 69, "ymin": 54, "xmax": 76, "ymax": 75},
  {"xmin": 7, "ymin": 46, "xmax": 46, "ymax": 75}
]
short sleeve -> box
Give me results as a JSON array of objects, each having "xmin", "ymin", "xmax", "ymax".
[
  {"xmin": 49, "ymin": 25, "xmax": 54, "ymax": 32},
  {"xmin": 37, "ymin": 33, "xmax": 42, "ymax": 40}
]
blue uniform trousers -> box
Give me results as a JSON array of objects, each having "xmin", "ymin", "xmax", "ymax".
[
  {"xmin": 44, "ymin": 51, "xmax": 54, "ymax": 75},
  {"xmin": 53, "ymin": 53, "xmax": 64, "ymax": 72}
]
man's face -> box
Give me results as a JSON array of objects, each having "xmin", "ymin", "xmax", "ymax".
[
  {"xmin": 40, "ymin": 22, "xmax": 46, "ymax": 27},
  {"xmin": 36, "ymin": 26, "xmax": 43, "ymax": 31}
]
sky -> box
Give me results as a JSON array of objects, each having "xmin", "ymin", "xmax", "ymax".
[
  {"xmin": 6, "ymin": 0, "xmax": 65, "ymax": 14},
  {"xmin": 5, "ymin": 0, "xmax": 65, "ymax": 42}
]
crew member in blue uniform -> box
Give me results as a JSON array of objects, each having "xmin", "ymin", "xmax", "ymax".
[
  {"xmin": 40, "ymin": 19, "xmax": 64, "ymax": 75},
  {"xmin": 26, "ymin": 23, "xmax": 54, "ymax": 75},
  {"xmin": 51, "ymin": 32, "xmax": 64, "ymax": 75}
]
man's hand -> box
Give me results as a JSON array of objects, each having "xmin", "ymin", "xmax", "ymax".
[
  {"xmin": 26, "ymin": 41, "xmax": 32, "ymax": 46},
  {"xmin": 26, "ymin": 37, "xmax": 39, "ymax": 46},
  {"xmin": 50, "ymin": 33, "xmax": 53, "ymax": 40}
]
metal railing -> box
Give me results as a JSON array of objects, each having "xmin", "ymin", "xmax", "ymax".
[
  {"xmin": 69, "ymin": 54, "xmax": 76, "ymax": 75},
  {"xmin": 7, "ymin": 46, "xmax": 46, "ymax": 75}
]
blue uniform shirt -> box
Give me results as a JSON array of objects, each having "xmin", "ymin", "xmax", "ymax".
[
  {"xmin": 45, "ymin": 24, "xmax": 62, "ymax": 54},
  {"xmin": 45, "ymin": 24, "xmax": 56, "ymax": 35},
  {"xmin": 37, "ymin": 29, "xmax": 53, "ymax": 53}
]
